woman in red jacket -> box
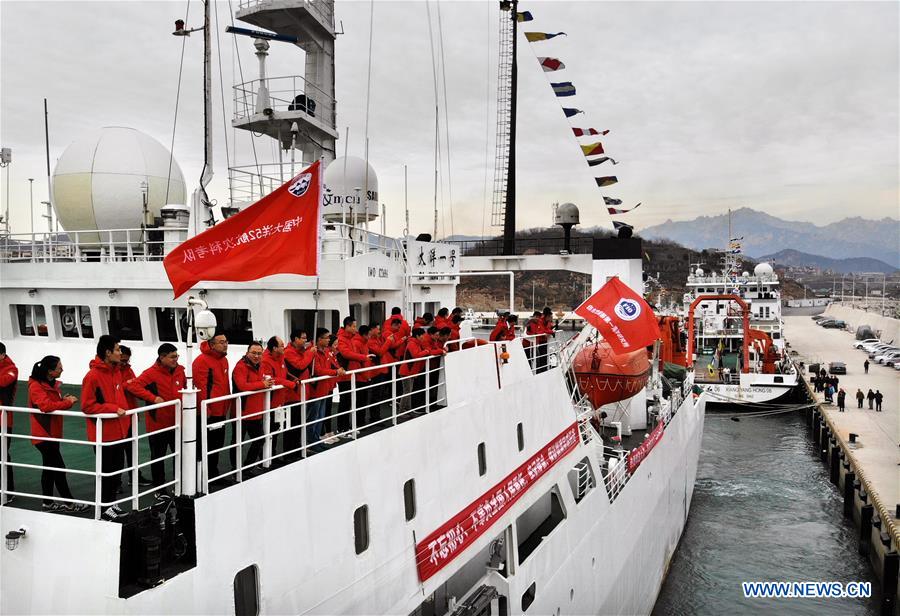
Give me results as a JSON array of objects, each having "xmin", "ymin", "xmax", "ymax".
[{"xmin": 29, "ymin": 355, "xmax": 88, "ymax": 513}]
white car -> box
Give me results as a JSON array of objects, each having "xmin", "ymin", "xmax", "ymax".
[
  {"xmin": 875, "ymin": 351, "xmax": 900, "ymax": 364},
  {"xmin": 861, "ymin": 341, "xmax": 888, "ymax": 352},
  {"xmin": 865, "ymin": 343, "xmax": 896, "ymax": 356},
  {"xmin": 853, "ymin": 338, "xmax": 880, "ymax": 349}
]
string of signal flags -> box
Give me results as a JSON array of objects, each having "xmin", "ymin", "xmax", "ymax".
[{"xmin": 518, "ymin": 7, "xmax": 640, "ymax": 233}]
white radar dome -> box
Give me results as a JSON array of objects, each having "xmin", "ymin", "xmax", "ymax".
[
  {"xmin": 753, "ymin": 263, "xmax": 774, "ymax": 277},
  {"xmin": 742, "ymin": 271, "xmax": 750, "ymax": 277},
  {"xmin": 323, "ymin": 156, "xmax": 379, "ymax": 223},
  {"xmin": 52, "ymin": 127, "xmax": 186, "ymax": 233},
  {"xmin": 554, "ymin": 202, "xmax": 580, "ymax": 225},
  {"xmin": 695, "ymin": 268, "xmax": 705, "ymax": 276}
]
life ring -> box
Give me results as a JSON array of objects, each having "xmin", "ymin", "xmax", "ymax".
[{"xmin": 62, "ymin": 310, "xmax": 77, "ymax": 333}]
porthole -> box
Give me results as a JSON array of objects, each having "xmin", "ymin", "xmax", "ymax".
[{"xmin": 354, "ymin": 505, "xmax": 369, "ymax": 554}]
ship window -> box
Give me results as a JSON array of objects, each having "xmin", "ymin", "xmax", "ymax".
[
  {"xmin": 567, "ymin": 457, "xmax": 596, "ymax": 504},
  {"xmin": 212, "ymin": 309, "xmax": 253, "ymax": 345},
  {"xmin": 354, "ymin": 505, "xmax": 369, "ymax": 554},
  {"xmin": 774, "ymin": 376, "xmax": 784, "ymax": 383},
  {"xmin": 56, "ymin": 305, "xmax": 93, "ymax": 338},
  {"xmin": 477, "ymin": 442, "xmax": 487, "ymax": 476},
  {"xmin": 286, "ymin": 309, "xmax": 340, "ymax": 341},
  {"xmin": 521, "ymin": 582, "xmax": 536, "ymax": 612},
  {"xmin": 517, "ymin": 487, "xmax": 566, "ymax": 564},
  {"xmin": 14, "ymin": 304, "xmax": 48, "ymax": 337},
  {"xmin": 517, "ymin": 423, "xmax": 524, "ymax": 452},
  {"xmin": 233, "ymin": 565, "xmax": 259, "ymax": 616},
  {"xmin": 103, "ymin": 306, "xmax": 143, "ymax": 340},
  {"xmin": 153, "ymin": 307, "xmax": 189, "ymax": 343},
  {"xmin": 403, "ymin": 479, "xmax": 416, "ymax": 521},
  {"xmin": 368, "ymin": 301, "xmax": 386, "ymax": 328}
]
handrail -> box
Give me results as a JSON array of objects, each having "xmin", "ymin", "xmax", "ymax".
[{"xmin": 0, "ymin": 399, "xmax": 182, "ymax": 520}]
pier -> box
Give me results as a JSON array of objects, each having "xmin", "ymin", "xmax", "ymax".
[{"xmin": 785, "ymin": 313, "xmax": 899, "ymax": 614}]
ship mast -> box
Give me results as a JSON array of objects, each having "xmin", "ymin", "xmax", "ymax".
[{"xmin": 492, "ymin": 0, "xmax": 518, "ymax": 255}]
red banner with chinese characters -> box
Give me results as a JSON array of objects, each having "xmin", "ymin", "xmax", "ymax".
[
  {"xmin": 626, "ymin": 421, "xmax": 664, "ymax": 475},
  {"xmin": 163, "ymin": 161, "xmax": 321, "ymax": 298},
  {"xmin": 415, "ymin": 423, "xmax": 580, "ymax": 582},
  {"xmin": 574, "ymin": 276, "xmax": 659, "ymax": 354}
]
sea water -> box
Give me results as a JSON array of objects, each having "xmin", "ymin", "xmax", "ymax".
[{"xmin": 653, "ymin": 410, "xmax": 880, "ymax": 615}]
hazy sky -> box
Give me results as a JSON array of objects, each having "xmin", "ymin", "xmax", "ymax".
[{"xmin": 1, "ymin": 0, "xmax": 898, "ymax": 239}]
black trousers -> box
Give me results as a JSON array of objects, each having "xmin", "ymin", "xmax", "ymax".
[
  {"xmin": 4, "ymin": 437, "xmax": 13, "ymax": 492},
  {"xmin": 535, "ymin": 341, "xmax": 548, "ymax": 373},
  {"xmin": 283, "ymin": 402, "xmax": 304, "ymax": 456},
  {"xmin": 35, "ymin": 441, "xmax": 73, "ymax": 504},
  {"xmin": 207, "ymin": 415, "xmax": 228, "ymax": 481},
  {"xmin": 98, "ymin": 442, "xmax": 127, "ymax": 507},
  {"xmin": 337, "ymin": 381, "xmax": 353, "ymax": 433},
  {"xmin": 242, "ymin": 420, "xmax": 264, "ymax": 466},
  {"xmin": 148, "ymin": 431, "xmax": 175, "ymax": 488},
  {"xmin": 411, "ymin": 374, "xmax": 427, "ymax": 413}
]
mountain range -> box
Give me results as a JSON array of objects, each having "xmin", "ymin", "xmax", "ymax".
[
  {"xmin": 758, "ymin": 249, "xmax": 896, "ymax": 274},
  {"xmin": 639, "ymin": 207, "xmax": 900, "ymax": 268}
]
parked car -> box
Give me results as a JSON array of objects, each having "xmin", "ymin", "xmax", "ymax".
[
  {"xmin": 886, "ymin": 357, "xmax": 900, "ymax": 368},
  {"xmin": 867, "ymin": 344, "xmax": 898, "ymax": 357},
  {"xmin": 869, "ymin": 348, "xmax": 899, "ymax": 359},
  {"xmin": 821, "ymin": 320, "xmax": 846, "ymax": 329},
  {"xmin": 862, "ymin": 342, "xmax": 892, "ymax": 353},
  {"xmin": 817, "ymin": 319, "xmax": 835, "ymax": 327},
  {"xmin": 853, "ymin": 338, "xmax": 880, "ymax": 349},
  {"xmin": 875, "ymin": 351, "xmax": 900, "ymax": 364},
  {"xmin": 812, "ymin": 315, "xmax": 828, "ymax": 321},
  {"xmin": 828, "ymin": 362, "xmax": 847, "ymax": 375}
]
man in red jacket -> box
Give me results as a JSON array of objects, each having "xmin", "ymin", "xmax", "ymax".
[
  {"xmin": 336, "ymin": 317, "xmax": 375, "ymax": 436},
  {"xmin": 382, "ymin": 307, "xmax": 410, "ymax": 339},
  {"xmin": 193, "ymin": 331, "xmax": 232, "ymax": 482},
  {"xmin": 125, "ymin": 343, "xmax": 185, "ymax": 490},
  {"xmin": 232, "ymin": 342, "xmax": 274, "ymax": 472},
  {"xmin": 308, "ymin": 328, "xmax": 345, "ymax": 450},
  {"xmin": 284, "ymin": 330, "xmax": 314, "ymax": 458},
  {"xmin": 261, "ymin": 336, "xmax": 298, "ymax": 459},
  {"xmin": 400, "ymin": 328, "xmax": 446, "ymax": 415},
  {"xmin": 81, "ymin": 335, "xmax": 130, "ymax": 520},
  {"xmin": 0, "ymin": 342, "xmax": 18, "ymax": 495}
]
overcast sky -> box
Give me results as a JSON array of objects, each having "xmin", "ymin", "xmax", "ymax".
[{"xmin": 1, "ymin": 0, "xmax": 897, "ymax": 239}]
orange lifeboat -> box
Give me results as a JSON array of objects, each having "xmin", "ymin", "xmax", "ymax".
[{"xmin": 572, "ymin": 341, "xmax": 651, "ymax": 409}]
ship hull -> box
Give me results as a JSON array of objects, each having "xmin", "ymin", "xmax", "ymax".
[{"xmin": 1, "ymin": 341, "xmax": 706, "ymax": 616}]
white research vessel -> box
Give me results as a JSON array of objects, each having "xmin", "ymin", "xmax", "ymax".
[
  {"xmin": 1, "ymin": 1, "xmax": 706, "ymax": 614},
  {"xmin": 683, "ymin": 243, "xmax": 799, "ymax": 406}
]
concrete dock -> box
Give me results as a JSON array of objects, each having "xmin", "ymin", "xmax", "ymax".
[
  {"xmin": 786, "ymin": 315, "xmax": 899, "ymax": 514},
  {"xmin": 785, "ymin": 313, "xmax": 899, "ymax": 612}
]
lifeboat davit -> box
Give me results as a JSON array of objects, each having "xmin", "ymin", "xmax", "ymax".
[{"xmin": 572, "ymin": 341, "xmax": 651, "ymax": 409}]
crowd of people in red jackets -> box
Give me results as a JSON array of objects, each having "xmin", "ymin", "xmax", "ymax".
[{"xmin": 0, "ymin": 305, "xmax": 558, "ymax": 520}]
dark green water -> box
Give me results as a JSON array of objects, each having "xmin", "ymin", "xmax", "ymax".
[{"xmin": 654, "ymin": 410, "xmax": 880, "ymax": 615}]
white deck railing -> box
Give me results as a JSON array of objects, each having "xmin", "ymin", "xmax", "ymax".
[
  {"xmin": 0, "ymin": 334, "xmax": 568, "ymax": 517},
  {"xmin": 0, "ymin": 400, "xmax": 181, "ymax": 519},
  {"xmin": 0, "ymin": 223, "xmax": 405, "ymax": 264}
]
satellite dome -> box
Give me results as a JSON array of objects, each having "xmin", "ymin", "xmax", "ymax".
[
  {"xmin": 554, "ymin": 202, "xmax": 580, "ymax": 225},
  {"xmin": 52, "ymin": 127, "xmax": 186, "ymax": 233},
  {"xmin": 742, "ymin": 271, "xmax": 750, "ymax": 278},
  {"xmin": 695, "ymin": 268, "xmax": 704, "ymax": 276},
  {"xmin": 323, "ymin": 156, "xmax": 379, "ymax": 223},
  {"xmin": 753, "ymin": 263, "xmax": 774, "ymax": 277}
]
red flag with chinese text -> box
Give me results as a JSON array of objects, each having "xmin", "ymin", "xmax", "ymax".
[
  {"xmin": 163, "ymin": 161, "xmax": 321, "ymax": 298},
  {"xmin": 574, "ymin": 276, "xmax": 659, "ymax": 354}
]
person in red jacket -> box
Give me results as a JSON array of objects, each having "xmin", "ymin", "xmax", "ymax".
[
  {"xmin": 400, "ymin": 328, "xmax": 446, "ymax": 415},
  {"xmin": 0, "ymin": 342, "xmax": 18, "ymax": 495},
  {"xmin": 261, "ymin": 336, "xmax": 298, "ymax": 458},
  {"xmin": 434, "ymin": 307, "xmax": 452, "ymax": 332},
  {"xmin": 307, "ymin": 328, "xmax": 345, "ymax": 450},
  {"xmin": 365, "ymin": 324, "xmax": 393, "ymax": 421},
  {"xmin": 125, "ymin": 343, "xmax": 185, "ymax": 490},
  {"xmin": 193, "ymin": 331, "xmax": 232, "ymax": 482},
  {"xmin": 117, "ymin": 345, "xmax": 149, "ymax": 488},
  {"xmin": 283, "ymin": 330, "xmax": 314, "ymax": 458},
  {"xmin": 336, "ymin": 317, "xmax": 375, "ymax": 436},
  {"xmin": 413, "ymin": 312, "xmax": 435, "ymax": 330},
  {"xmin": 382, "ymin": 307, "xmax": 410, "ymax": 339},
  {"xmin": 384, "ymin": 318, "xmax": 409, "ymax": 361},
  {"xmin": 232, "ymin": 342, "xmax": 274, "ymax": 472},
  {"xmin": 81, "ymin": 335, "xmax": 130, "ymax": 520},
  {"xmin": 28, "ymin": 355, "xmax": 88, "ymax": 513},
  {"xmin": 489, "ymin": 313, "xmax": 518, "ymax": 342}
]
